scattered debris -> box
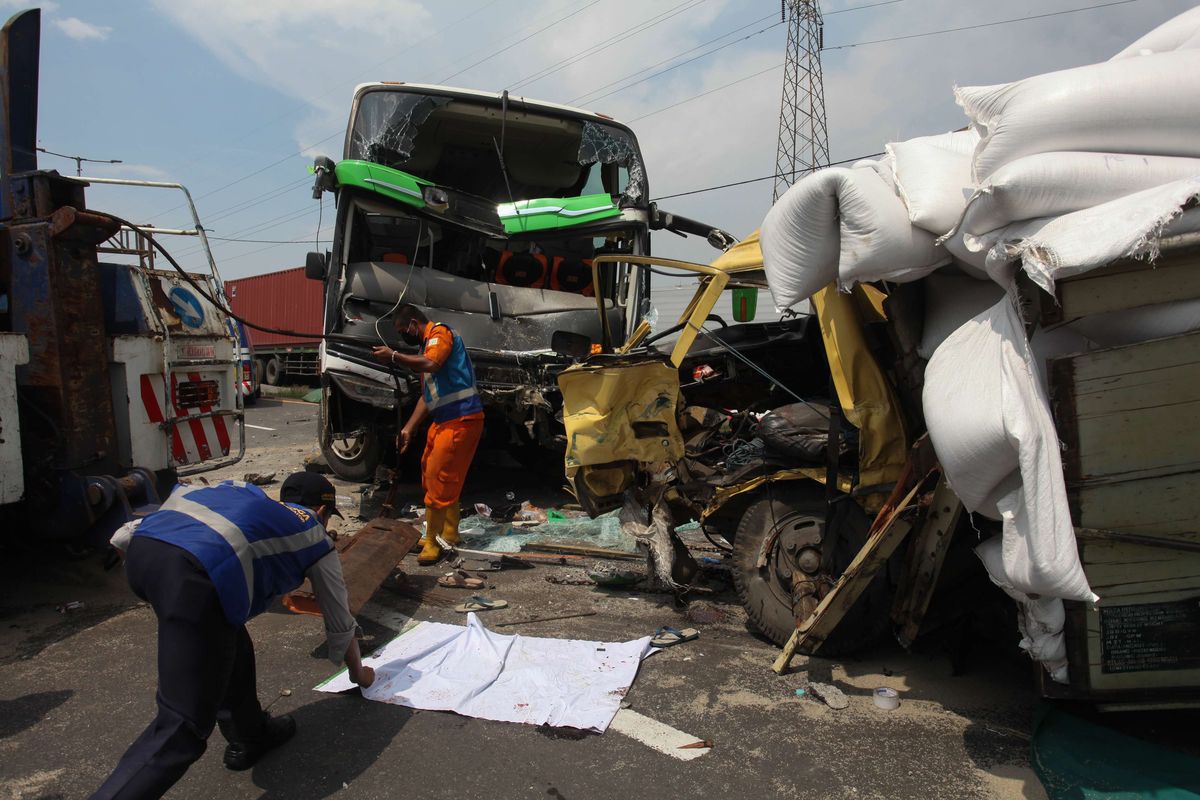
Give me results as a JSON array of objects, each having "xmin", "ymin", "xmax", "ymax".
[
  {"xmin": 242, "ymin": 472, "xmax": 277, "ymax": 486},
  {"xmin": 807, "ymin": 682, "xmax": 849, "ymax": 710},
  {"xmin": 454, "ymin": 596, "xmax": 509, "ymax": 613},
  {"xmin": 586, "ymin": 563, "xmax": 644, "ymax": 587},
  {"xmin": 679, "ymin": 739, "xmax": 714, "ymax": 749},
  {"xmin": 794, "ymin": 688, "xmax": 807, "ymax": 697},
  {"xmin": 303, "ymin": 453, "xmax": 333, "ymax": 474},
  {"xmin": 56, "ymin": 601, "xmax": 85, "ymax": 614},
  {"xmin": 437, "ymin": 570, "xmax": 486, "ymax": 590},
  {"xmin": 650, "ymin": 627, "xmax": 699, "ymax": 648},
  {"xmin": 684, "ymin": 601, "xmax": 728, "ymax": 625},
  {"xmin": 873, "ymin": 687, "xmax": 900, "ymax": 710}
]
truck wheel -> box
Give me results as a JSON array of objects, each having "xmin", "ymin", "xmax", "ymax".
[
  {"xmin": 264, "ymin": 357, "xmax": 283, "ymax": 386},
  {"xmin": 318, "ymin": 401, "xmax": 382, "ymax": 483},
  {"xmin": 730, "ymin": 483, "xmax": 892, "ymax": 657}
]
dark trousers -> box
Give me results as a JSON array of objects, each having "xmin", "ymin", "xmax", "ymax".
[{"xmin": 91, "ymin": 537, "xmax": 267, "ymax": 800}]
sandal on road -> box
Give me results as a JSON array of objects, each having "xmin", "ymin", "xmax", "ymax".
[
  {"xmin": 650, "ymin": 626, "xmax": 699, "ymax": 648},
  {"xmin": 455, "ymin": 596, "xmax": 509, "ymax": 613},
  {"xmin": 438, "ymin": 570, "xmax": 486, "ymax": 590}
]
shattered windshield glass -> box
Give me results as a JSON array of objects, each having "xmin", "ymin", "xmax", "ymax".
[
  {"xmin": 348, "ymin": 93, "xmax": 450, "ymax": 168},
  {"xmin": 578, "ymin": 122, "xmax": 646, "ymax": 203}
]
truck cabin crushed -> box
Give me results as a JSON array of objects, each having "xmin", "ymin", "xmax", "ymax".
[
  {"xmin": 306, "ymin": 84, "xmax": 729, "ymax": 481},
  {"xmin": 555, "ymin": 244, "xmax": 901, "ymax": 656}
]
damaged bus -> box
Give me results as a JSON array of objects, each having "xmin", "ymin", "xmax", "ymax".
[{"xmin": 307, "ymin": 83, "xmax": 727, "ymax": 480}]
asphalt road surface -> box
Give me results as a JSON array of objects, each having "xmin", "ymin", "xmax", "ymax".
[{"xmin": 1, "ymin": 398, "xmax": 1053, "ymax": 800}]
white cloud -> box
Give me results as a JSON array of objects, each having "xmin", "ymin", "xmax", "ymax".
[{"xmin": 53, "ymin": 16, "xmax": 111, "ymax": 41}]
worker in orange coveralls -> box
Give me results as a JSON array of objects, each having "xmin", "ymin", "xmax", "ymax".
[{"xmin": 373, "ymin": 304, "xmax": 484, "ymax": 564}]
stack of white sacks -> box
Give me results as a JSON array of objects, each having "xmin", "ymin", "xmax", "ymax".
[{"xmin": 760, "ymin": 7, "xmax": 1200, "ymax": 683}]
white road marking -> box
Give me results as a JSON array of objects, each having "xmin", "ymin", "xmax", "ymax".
[
  {"xmin": 359, "ymin": 601, "xmax": 412, "ymax": 634},
  {"xmin": 244, "ymin": 424, "xmax": 276, "ymax": 431},
  {"xmin": 608, "ymin": 708, "xmax": 710, "ymax": 760}
]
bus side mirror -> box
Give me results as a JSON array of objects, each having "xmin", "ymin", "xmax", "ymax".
[
  {"xmin": 732, "ymin": 287, "xmax": 758, "ymax": 322},
  {"xmin": 305, "ymin": 251, "xmax": 327, "ymax": 281}
]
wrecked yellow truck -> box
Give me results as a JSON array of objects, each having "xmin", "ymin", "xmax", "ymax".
[
  {"xmin": 556, "ymin": 234, "xmax": 1200, "ymax": 708},
  {"xmin": 557, "ymin": 234, "xmax": 918, "ymax": 656}
]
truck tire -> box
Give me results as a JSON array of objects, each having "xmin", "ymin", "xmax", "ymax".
[
  {"xmin": 264, "ymin": 357, "xmax": 283, "ymax": 386},
  {"xmin": 730, "ymin": 483, "xmax": 892, "ymax": 657},
  {"xmin": 318, "ymin": 400, "xmax": 382, "ymax": 483}
]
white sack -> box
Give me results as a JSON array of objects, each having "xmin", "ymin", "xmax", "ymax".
[
  {"xmin": 923, "ymin": 292, "xmax": 1098, "ymax": 604},
  {"xmin": 1111, "ymin": 5, "xmax": 1200, "ymax": 59},
  {"xmin": 852, "ymin": 153, "xmax": 896, "ymax": 190},
  {"xmin": 918, "ymin": 273, "xmax": 1005, "ymax": 359},
  {"xmin": 837, "ymin": 166, "xmax": 949, "ymax": 289},
  {"xmin": 975, "ymin": 536, "xmax": 1069, "ymax": 683},
  {"xmin": 761, "ymin": 166, "xmax": 947, "ymax": 308},
  {"xmin": 316, "ymin": 615, "xmax": 652, "ymax": 732},
  {"xmin": 940, "ymin": 229, "xmax": 991, "ymax": 279},
  {"xmin": 986, "ymin": 177, "xmax": 1200, "ymax": 294},
  {"xmin": 887, "ymin": 129, "xmax": 979, "ymax": 235},
  {"xmin": 956, "ymin": 50, "xmax": 1200, "ymax": 183},
  {"xmin": 960, "ymin": 152, "xmax": 1200, "ymax": 237}
]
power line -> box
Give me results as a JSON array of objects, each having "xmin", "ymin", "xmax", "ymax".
[
  {"xmin": 629, "ymin": 61, "xmax": 781, "ymax": 122},
  {"xmin": 509, "ymin": 0, "xmax": 704, "ymax": 92},
  {"xmin": 576, "ymin": 17, "xmax": 785, "ymax": 107},
  {"xmin": 440, "ymin": 0, "xmax": 606, "ymax": 83},
  {"xmin": 147, "ymin": 130, "xmax": 340, "ymax": 223},
  {"xmin": 202, "ymin": 176, "xmax": 312, "ymax": 226},
  {"xmin": 569, "ymin": 11, "xmax": 779, "ymax": 105},
  {"xmin": 506, "ymin": 0, "xmax": 700, "ymax": 91},
  {"xmin": 825, "ymin": 0, "xmax": 907, "ymax": 15},
  {"xmin": 37, "ymin": 146, "xmax": 121, "ymax": 177},
  {"xmin": 650, "ymin": 152, "xmax": 886, "ymax": 201},
  {"xmin": 822, "ymin": 0, "xmax": 1143, "ymax": 50}
]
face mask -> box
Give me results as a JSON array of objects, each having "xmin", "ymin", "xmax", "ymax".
[{"xmin": 400, "ymin": 326, "xmax": 421, "ymax": 347}]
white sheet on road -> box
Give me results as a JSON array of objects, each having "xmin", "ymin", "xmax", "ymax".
[{"xmin": 315, "ymin": 614, "xmax": 652, "ymax": 732}]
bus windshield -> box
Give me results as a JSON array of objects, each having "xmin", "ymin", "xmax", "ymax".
[{"xmin": 346, "ymin": 88, "xmax": 647, "ymax": 206}]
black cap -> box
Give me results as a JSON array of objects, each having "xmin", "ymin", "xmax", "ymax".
[{"xmin": 280, "ymin": 472, "xmax": 344, "ymax": 518}]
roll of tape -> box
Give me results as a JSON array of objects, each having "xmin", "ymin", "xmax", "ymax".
[{"xmin": 873, "ymin": 687, "xmax": 900, "ymax": 710}]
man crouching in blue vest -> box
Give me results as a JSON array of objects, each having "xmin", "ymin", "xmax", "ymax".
[{"xmin": 91, "ymin": 472, "xmax": 375, "ymax": 800}]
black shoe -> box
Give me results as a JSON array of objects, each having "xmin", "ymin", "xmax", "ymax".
[{"xmin": 222, "ymin": 714, "xmax": 297, "ymax": 771}]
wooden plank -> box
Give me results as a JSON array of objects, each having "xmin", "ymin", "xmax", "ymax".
[
  {"xmin": 521, "ymin": 542, "xmax": 644, "ymax": 561},
  {"xmin": 891, "ymin": 478, "xmax": 963, "ymax": 646},
  {"xmin": 1053, "ymin": 331, "xmax": 1200, "ymax": 485},
  {"xmin": 1048, "ymin": 249, "xmax": 1200, "ymax": 323},
  {"xmin": 284, "ymin": 519, "xmax": 420, "ymax": 617},
  {"xmin": 1073, "ymin": 471, "xmax": 1200, "ymax": 538}
]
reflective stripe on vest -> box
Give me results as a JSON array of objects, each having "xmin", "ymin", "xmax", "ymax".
[
  {"xmin": 132, "ymin": 481, "xmax": 333, "ymax": 625},
  {"xmin": 421, "ymin": 324, "xmax": 483, "ymax": 423}
]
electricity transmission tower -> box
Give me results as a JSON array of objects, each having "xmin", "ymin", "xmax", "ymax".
[{"xmin": 772, "ymin": 0, "xmax": 830, "ymax": 202}]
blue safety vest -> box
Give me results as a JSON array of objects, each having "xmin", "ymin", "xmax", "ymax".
[
  {"xmin": 132, "ymin": 481, "xmax": 334, "ymax": 626},
  {"xmin": 422, "ymin": 323, "xmax": 483, "ymax": 423}
]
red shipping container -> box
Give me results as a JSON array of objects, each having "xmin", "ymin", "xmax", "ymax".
[{"xmin": 224, "ymin": 267, "xmax": 323, "ymax": 347}]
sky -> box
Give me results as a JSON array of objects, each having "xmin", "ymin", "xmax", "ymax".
[{"xmin": 18, "ymin": 0, "xmax": 1199, "ymax": 282}]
